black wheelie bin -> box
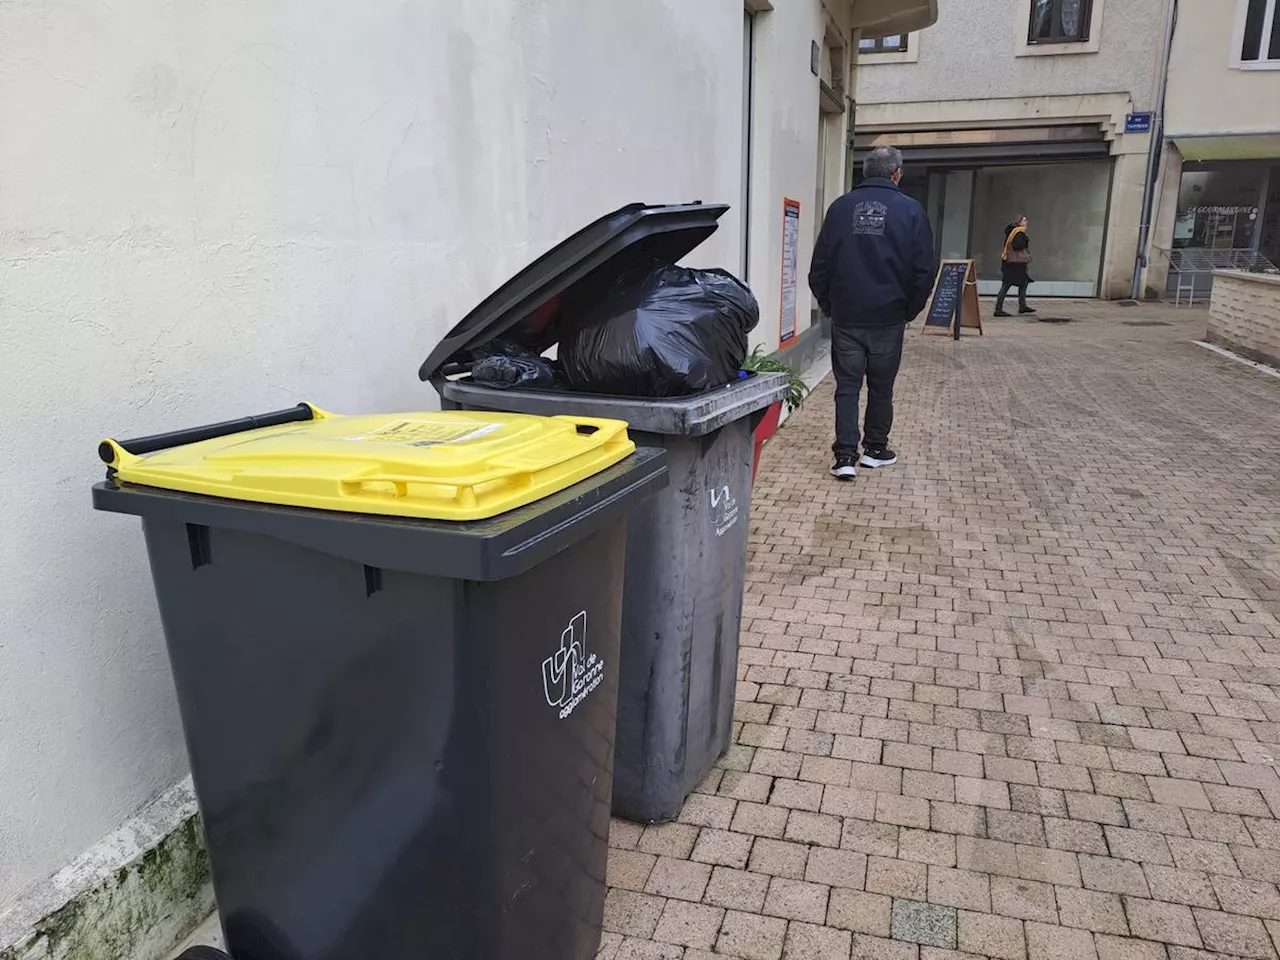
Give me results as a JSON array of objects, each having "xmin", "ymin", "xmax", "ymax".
[
  {"xmin": 92, "ymin": 403, "xmax": 666, "ymax": 960},
  {"xmin": 420, "ymin": 203, "xmax": 788, "ymax": 823}
]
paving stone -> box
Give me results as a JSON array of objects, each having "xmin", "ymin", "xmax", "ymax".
[
  {"xmin": 879, "ymin": 793, "xmax": 933, "ymax": 829},
  {"xmin": 1191, "ymin": 908, "xmax": 1275, "ymax": 959},
  {"xmin": 1124, "ymin": 899, "xmax": 1202, "ymax": 948},
  {"xmin": 749, "ymin": 838, "xmax": 810, "ymax": 879},
  {"xmin": 1210, "ymin": 875, "xmax": 1280, "ymax": 920},
  {"xmin": 928, "ymin": 865, "xmax": 992, "ymax": 911},
  {"xmin": 1048, "ymin": 818, "xmax": 1110, "ymax": 855},
  {"xmin": 615, "ymin": 937, "xmax": 686, "ymax": 960},
  {"xmin": 1168, "ymin": 837, "xmax": 1240, "ymax": 876},
  {"xmin": 703, "ymin": 867, "xmax": 770, "ymax": 915},
  {"xmin": 958, "ymin": 910, "xmax": 1027, "ymax": 960},
  {"xmin": 850, "ymin": 932, "xmax": 922, "ymax": 960},
  {"xmin": 605, "ymin": 889, "xmax": 668, "ymax": 938},
  {"xmin": 783, "ymin": 922, "xmax": 853, "ymax": 960},
  {"xmin": 640, "ymin": 823, "xmax": 702, "ymax": 859},
  {"xmin": 804, "ymin": 847, "xmax": 868, "ymax": 889},
  {"xmin": 691, "ymin": 830, "xmax": 754, "ymax": 869},
  {"xmin": 991, "ymin": 876, "xmax": 1059, "ymax": 922},
  {"xmin": 989, "ymin": 810, "xmax": 1049, "ymax": 847},
  {"xmin": 762, "ymin": 876, "xmax": 829, "ymax": 924},
  {"xmin": 868, "ymin": 855, "xmax": 929, "ymax": 900},
  {"xmin": 785, "ymin": 810, "xmax": 842, "ymax": 848},
  {"xmin": 1056, "ymin": 887, "xmax": 1130, "ymax": 935},
  {"xmin": 1017, "ymin": 844, "xmax": 1082, "ymax": 886},
  {"xmin": 828, "ymin": 889, "xmax": 892, "ymax": 936},
  {"xmin": 733, "ymin": 802, "xmax": 792, "ymax": 839},
  {"xmin": 1026, "ymin": 922, "xmax": 1099, "ymax": 960},
  {"xmin": 843, "ymin": 818, "xmax": 900, "ymax": 857},
  {"xmin": 1080, "ymin": 854, "xmax": 1151, "ymax": 897},
  {"xmin": 900, "ymin": 828, "xmax": 957, "ymax": 866},
  {"xmin": 892, "ymin": 898, "xmax": 959, "ymax": 948},
  {"xmin": 716, "ymin": 910, "xmax": 787, "ymax": 960},
  {"xmin": 1093, "ymin": 935, "xmax": 1168, "ymax": 960},
  {"xmin": 610, "ymin": 849, "xmax": 659, "ymax": 891},
  {"xmin": 1142, "ymin": 865, "xmax": 1219, "ymax": 909}
]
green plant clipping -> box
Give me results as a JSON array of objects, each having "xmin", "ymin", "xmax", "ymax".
[{"xmin": 743, "ymin": 346, "xmax": 809, "ymax": 413}]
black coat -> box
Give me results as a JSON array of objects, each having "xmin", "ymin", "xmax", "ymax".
[
  {"xmin": 1001, "ymin": 228, "xmax": 1031, "ymax": 285},
  {"xmin": 809, "ymin": 177, "xmax": 937, "ymax": 327}
]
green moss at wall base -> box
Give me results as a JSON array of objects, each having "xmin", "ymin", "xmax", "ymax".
[{"xmin": 1, "ymin": 815, "xmax": 214, "ymax": 960}]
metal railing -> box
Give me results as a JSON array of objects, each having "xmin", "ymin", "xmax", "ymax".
[{"xmin": 1158, "ymin": 247, "xmax": 1278, "ymax": 305}]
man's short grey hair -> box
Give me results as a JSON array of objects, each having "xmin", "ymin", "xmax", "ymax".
[{"xmin": 864, "ymin": 146, "xmax": 903, "ymax": 180}]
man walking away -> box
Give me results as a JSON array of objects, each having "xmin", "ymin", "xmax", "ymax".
[{"xmin": 809, "ymin": 146, "xmax": 935, "ymax": 481}]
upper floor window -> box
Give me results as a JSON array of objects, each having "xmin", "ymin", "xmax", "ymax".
[
  {"xmin": 1028, "ymin": 0, "xmax": 1094, "ymax": 44},
  {"xmin": 1242, "ymin": 0, "xmax": 1280, "ymax": 62},
  {"xmin": 859, "ymin": 34, "xmax": 908, "ymax": 54}
]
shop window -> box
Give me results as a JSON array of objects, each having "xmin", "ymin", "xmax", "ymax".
[
  {"xmin": 1028, "ymin": 0, "xmax": 1094, "ymax": 44},
  {"xmin": 859, "ymin": 34, "xmax": 908, "ymax": 54},
  {"xmin": 1174, "ymin": 164, "xmax": 1266, "ymax": 251},
  {"xmin": 1241, "ymin": 0, "xmax": 1280, "ymax": 63}
]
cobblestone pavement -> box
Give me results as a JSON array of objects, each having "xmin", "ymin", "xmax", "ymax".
[{"xmin": 601, "ymin": 304, "xmax": 1280, "ymax": 960}]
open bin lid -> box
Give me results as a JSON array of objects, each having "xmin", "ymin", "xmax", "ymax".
[
  {"xmin": 418, "ymin": 202, "xmax": 729, "ymax": 383},
  {"xmin": 99, "ymin": 407, "xmax": 636, "ymax": 522}
]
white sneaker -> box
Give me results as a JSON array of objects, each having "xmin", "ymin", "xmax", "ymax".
[
  {"xmin": 830, "ymin": 457, "xmax": 858, "ymax": 481},
  {"xmin": 859, "ymin": 447, "xmax": 898, "ymax": 468}
]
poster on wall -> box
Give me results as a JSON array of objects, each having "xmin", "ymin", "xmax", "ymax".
[{"xmin": 779, "ymin": 198, "xmax": 801, "ymax": 348}]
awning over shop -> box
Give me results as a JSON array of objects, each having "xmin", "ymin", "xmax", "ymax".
[
  {"xmin": 1172, "ymin": 133, "xmax": 1280, "ymax": 161},
  {"xmin": 853, "ymin": 123, "xmax": 1111, "ymax": 165}
]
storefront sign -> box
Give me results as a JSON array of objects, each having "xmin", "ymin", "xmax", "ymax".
[
  {"xmin": 779, "ymin": 198, "xmax": 801, "ymax": 348},
  {"xmin": 1125, "ymin": 112, "xmax": 1153, "ymax": 134}
]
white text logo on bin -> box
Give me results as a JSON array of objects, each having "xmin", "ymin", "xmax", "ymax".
[
  {"xmin": 542, "ymin": 611, "xmax": 604, "ymax": 720},
  {"xmin": 710, "ymin": 484, "xmax": 740, "ymax": 537}
]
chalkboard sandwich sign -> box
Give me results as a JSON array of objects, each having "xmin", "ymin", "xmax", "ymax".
[{"xmin": 922, "ymin": 259, "xmax": 983, "ymax": 340}]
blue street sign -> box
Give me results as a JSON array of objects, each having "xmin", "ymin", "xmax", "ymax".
[{"xmin": 1125, "ymin": 112, "xmax": 1153, "ymax": 134}]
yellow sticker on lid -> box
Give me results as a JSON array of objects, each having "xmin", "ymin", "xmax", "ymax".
[{"xmin": 344, "ymin": 419, "xmax": 503, "ymax": 447}]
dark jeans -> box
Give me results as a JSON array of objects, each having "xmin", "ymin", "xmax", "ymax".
[
  {"xmin": 996, "ymin": 281, "xmax": 1029, "ymax": 312},
  {"xmin": 831, "ymin": 323, "xmax": 905, "ymax": 457}
]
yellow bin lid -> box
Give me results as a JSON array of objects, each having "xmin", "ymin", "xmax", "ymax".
[{"xmin": 99, "ymin": 407, "xmax": 636, "ymax": 521}]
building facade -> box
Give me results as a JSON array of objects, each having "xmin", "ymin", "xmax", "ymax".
[
  {"xmin": 1144, "ymin": 0, "xmax": 1280, "ymax": 299},
  {"xmin": 0, "ymin": 0, "xmax": 935, "ymax": 949},
  {"xmin": 854, "ymin": 0, "xmax": 1169, "ymax": 299}
]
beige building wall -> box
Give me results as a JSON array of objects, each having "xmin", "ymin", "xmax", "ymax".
[
  {"xmin": 855, "ymin": 0, "xmax": 1169, "ymax": 299},
  {"xmin": 1144, "ymin": 0, "xmax": 1280, "ymax": 294},
  {"xmin": 1163, "ymin": 0, "xmax": 1280, "ymax": 138}
]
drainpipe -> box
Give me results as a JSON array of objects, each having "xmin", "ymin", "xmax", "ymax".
[{"xmin": 1130, "ymin": 0, "xmax": 1178, "ymax": 300}]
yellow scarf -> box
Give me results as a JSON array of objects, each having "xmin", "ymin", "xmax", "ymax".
[{"xmin": 1002, "ymin": 226, "xmax": 1028, "ymax": 262}]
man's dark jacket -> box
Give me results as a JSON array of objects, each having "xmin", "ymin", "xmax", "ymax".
[{"xmin": 808, "ymin": 177, "xmax": 936, "ymax": 328}]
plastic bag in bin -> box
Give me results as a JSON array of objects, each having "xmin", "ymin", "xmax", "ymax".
[{"xmin": 560, "ymin": 265, "xmax": 758, "ymax": 397}]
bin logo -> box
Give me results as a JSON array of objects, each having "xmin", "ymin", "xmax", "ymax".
[
  {"xmin": 542, "ymin": 611, "xmax": 604, "ymax": 720},
  {"xmin": 710, "ymin": 484, "xmax": 740, "ymax": 537}
]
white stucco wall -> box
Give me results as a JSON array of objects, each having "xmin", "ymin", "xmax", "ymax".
[
  {"xmin": 857, "ymin": 0, "xmax": 1166, "ymax": 107},
  {"xmin": 0, "ymin": 0, "xmax": 828, "ymax": 909},
  {"xmin": 745, "ymin": 1, "xmax": 853, "ymax": 350}
]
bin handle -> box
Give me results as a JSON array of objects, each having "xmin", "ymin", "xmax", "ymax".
[{"xmin": 99, "ymin": 403, "xmax": 321, "ymax": 466}]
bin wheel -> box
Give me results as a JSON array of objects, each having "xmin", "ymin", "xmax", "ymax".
[{"xmin": 176, "ymin": 949, "xmax": 231, "ymax": 960}]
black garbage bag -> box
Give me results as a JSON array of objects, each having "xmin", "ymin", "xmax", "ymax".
[
  {"xmin": 560, "ymin": 265, "xmax": 758, "ymax": 397},
  {"xmin": 469, "ymin": 340, "xmax": 557, "ymax": 390}
]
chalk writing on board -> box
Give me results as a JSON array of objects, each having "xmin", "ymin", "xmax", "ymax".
[{"xmin": 925, "ymin": 261, "xmax": 967, "ymax": 329}]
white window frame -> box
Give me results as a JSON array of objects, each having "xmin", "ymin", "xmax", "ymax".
[
  {"xmin": 1015, "ymin": 0, "xmax": 1105, "ymax": 57},
  {"xmin": 1231, "ymin": 0, "xmax": 1280, "ymax": 70}
]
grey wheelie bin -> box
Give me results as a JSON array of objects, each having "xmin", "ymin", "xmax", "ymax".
[
  {"xmin": 92, "ymin": 403, "xmax": 666, "ymax": 960},
  {"xmin": 420, "ymin": 203, "xmax": 788, "ymax": 823}
]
